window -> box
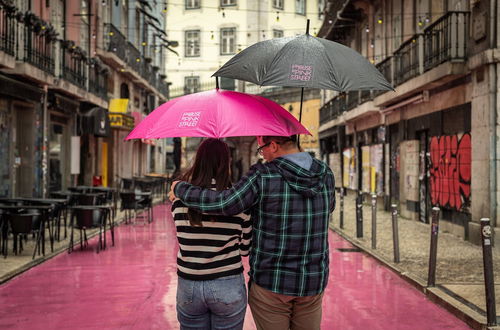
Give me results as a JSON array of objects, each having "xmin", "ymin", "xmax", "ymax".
[
  {"xmin": 220, "ymin": 0, "xmax": 236, "ymax": 6},
  {"xmin": 273, "ymin": 29, "xmax": 284, "ymax": 38},
  {"xmin": 185, "ymin": 0, "xmax": 200, "ymax": 9},
  {"xmin": 295, "ymin": 0, "xmax": 305, "ymax": 15},
  {"xmin": 220, "ymin": 28, "xmax": 236, "ymax": 55},
  {"xmin": 185, "ymin": 30, "xmax": 200, "ymax": 57},
  {"xmin": 184, "ymin": 76, "xmax": 200, "ymax": 94},
  {"xmin": 272, "ymin": 0, "xmax": 283, "ymax": 9}
]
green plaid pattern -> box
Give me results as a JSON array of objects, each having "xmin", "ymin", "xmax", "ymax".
[{"xmin": 175, "ymin": 157, "xmax": 335, "ymax": 296}]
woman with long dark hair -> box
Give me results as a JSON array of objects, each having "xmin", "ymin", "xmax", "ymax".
[{"xmin": 171, "ymin": 138, "xmax": 251, "ymax": 330}]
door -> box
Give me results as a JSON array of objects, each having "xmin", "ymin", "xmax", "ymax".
[
  {"xmin": 418, "ymin": 130, "xmax": 429, "ymax": 223},
  {"xmin": 14, "ymin": 104, "xmax": 35, "ymax": 197}
]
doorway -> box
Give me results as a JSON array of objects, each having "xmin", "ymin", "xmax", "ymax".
[{"xmin": 14, "ymin": 103, "xmax": 35, "ymax": 197}]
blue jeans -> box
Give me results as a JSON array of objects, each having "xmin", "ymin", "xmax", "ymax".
[{"xmin": 176, "ymin": 273, "xmax": 247, "ymax": 330}]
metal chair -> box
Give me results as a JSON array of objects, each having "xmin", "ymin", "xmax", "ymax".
[
  {"xmin": 68, "ymin": 207, "xmax": 107, "ymax": 253},
  {"xmin": 7, "ymin": 213, "xmax": 37, "ymax": 256}
]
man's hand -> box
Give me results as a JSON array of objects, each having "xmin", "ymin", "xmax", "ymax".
[{"xmin": 168, "ymin": 180, "xmax": 180, "ymax": 202}]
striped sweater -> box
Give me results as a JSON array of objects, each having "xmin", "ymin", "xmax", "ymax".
[{"xmin": 171, "ymin": 194, "xmax": 252, "ymax": 281}]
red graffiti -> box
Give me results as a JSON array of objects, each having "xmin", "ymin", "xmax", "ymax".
[{"xmin": 429, "ymin": 133, "xmax": 471, "ymax": 210}]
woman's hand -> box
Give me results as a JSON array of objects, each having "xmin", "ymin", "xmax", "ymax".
[{"xmin": 168, "ymin": 181, "xmax": 180, "ymax": 202}]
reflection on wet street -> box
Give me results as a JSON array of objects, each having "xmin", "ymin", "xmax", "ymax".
[{"xmin": 0, "ymin": 203, "xmax": 470, "ymax": 329}]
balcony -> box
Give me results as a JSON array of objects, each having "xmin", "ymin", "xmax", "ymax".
[
  {"xmin": 106, "ymin": 23, "xmax": 126, "ymax": 62},
  {"xmin": 89, "ymin": 59, "xmax": 108, "ymax": 100},
  {"xmin": 21, "ymin": 15, "xmax": 55, "ymax": 75},
  {"xmin": 60, "ymin": 41, "xmax": 87, "ymax": 89},
  {"xmin": 394, "ymin": 34, "xmax": 422, "ymax": 86},
  {"xmin": 319, "ymin": 94, "xmax": 346, "ymax": 126},
  {"xmin": 424, "ymin": 11, "xmax": 469, "ymax": 71},
  {"xmin": 0, "ymin": 3, "xmax": 16, "ymax": 56},
  {"xmin": 346, "ymin": 90, "xmax": 359, "ymax": 110}
]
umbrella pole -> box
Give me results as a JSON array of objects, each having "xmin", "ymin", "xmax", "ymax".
[
  {"xmin": 215, "ymin": 76, "xmax": 219, "ymax": 89},
  {"xmin": 297, "ymin": 19, "xmax": 309, "ymax": 150},
  {"xmin": 297, "ymin": 87, "xmax": 304, "ymax": 150}
]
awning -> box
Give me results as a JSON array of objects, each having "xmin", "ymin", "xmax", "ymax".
[
  {"xmin": 81, "ymin": 107, "xmax": 111, "ymax": 137},
  {"xmin": 0, "ymin": 74, "xmax": 44, "ymax": 102}
]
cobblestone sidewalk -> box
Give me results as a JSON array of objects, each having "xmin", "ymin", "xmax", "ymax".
[{"xmin": 331, "ymin": 190, "xmax": 500, "ymax": 329}]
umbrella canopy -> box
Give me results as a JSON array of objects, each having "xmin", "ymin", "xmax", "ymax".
[
  {"xmin": 213, "ymin": 34, "xmax": 393, "ymax": 92},
  {"xmin": 125, "ymin": 89, "xmax": 310, "ymax": 140}
]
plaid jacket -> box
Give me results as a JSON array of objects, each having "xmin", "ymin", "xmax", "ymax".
[{"xmin": 175, "ymin": 156, "xmax": 335, "ymax": 296}]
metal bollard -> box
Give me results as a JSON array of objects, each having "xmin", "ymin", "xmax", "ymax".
[
  {"xmin": 391, "ymin": 204, "xmax": 400, "ymax": 263},
  {"xmin": 339, "ymin": 187, "xmax": 344, "ymax": 229},
  {"xmin": 356, "ymin": 192, "xmax": 363, "ymax": 238},
  {"xmin": 427, "ymin": 207, "xmax": 440, "ymax": 287},
  {"xmin": 480, "ymin": 218, "xmax": 497, "ymax": 326},
  {"xmin": 371, "ymin": 194, "xmax": 377, "ymax": 249}
]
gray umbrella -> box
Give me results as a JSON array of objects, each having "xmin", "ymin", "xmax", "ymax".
[
  {"xmin": 213, "ymin": 22, "xmax": 393, "ymax": 129},
  {"xmin": 213, "ymin": 34, "xmax": 393, "ymax": 92}
]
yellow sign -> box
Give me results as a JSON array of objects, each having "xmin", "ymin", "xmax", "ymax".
[
  {"xmin": 102, "ymin": 142, "xmax": 108, "ymax": 187},
  {"xmin": 108, "ymin": 98, "xmax": 129, "ymax": 113},
  {"xmin": 109, "ymin": 112, "xmax": 135, "ymax": 130}
]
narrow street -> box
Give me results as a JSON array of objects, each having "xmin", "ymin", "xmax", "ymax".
[{"xmin": 0, "ymin": 204, "xmax": 470, "ymax": 329}]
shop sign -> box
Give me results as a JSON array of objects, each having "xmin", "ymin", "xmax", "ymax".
[{"xmin": 109, "ymin": 112, "xmax": 135, "ymax": 130}]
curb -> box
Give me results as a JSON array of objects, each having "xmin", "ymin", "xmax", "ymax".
[{"xmin": 330, "ymin": 223, "xmax": 493, "ymax": 330}]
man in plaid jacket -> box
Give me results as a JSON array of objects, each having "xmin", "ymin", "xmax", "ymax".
[{"xmin": 170, "ymin": 135, "xmax": 335, "ymax": 330}]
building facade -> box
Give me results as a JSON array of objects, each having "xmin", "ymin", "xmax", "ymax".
[
  {"xmin": 318, "ymin": 0, "xmax": 499, "ymax": 245},
  {"xmin": 0, "ymin": 0, "xmax": 171, "ymax": 197},
  {"xmin": 165, "ymin": 0, "xmax": 325, "ymax": 168}
]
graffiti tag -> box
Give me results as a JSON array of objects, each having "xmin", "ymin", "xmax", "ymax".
[{"xmin": 429, "ymin": 133, "xmax": 471, "ymax": 210}]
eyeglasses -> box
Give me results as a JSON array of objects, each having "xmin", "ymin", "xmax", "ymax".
[{"xmin": 256, "ymin": 142, "xmax": 271, "ymax": 155}]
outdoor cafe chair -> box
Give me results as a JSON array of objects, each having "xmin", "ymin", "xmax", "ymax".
[
  {"xmin": 119, "ymin": 191, "xmax": 152, "ymax": 224},
  {"xmin": 6, "ymin": 213, "xmax": 38, "ymax": 256},
  {"xmin": 68, "ymin": 206, "xmax": 113, "ymax": 253}
]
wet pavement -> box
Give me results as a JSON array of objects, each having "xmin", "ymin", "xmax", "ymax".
[{"xmin": 0, "ymin": 203, "xmax": 471, "ymax": 329}]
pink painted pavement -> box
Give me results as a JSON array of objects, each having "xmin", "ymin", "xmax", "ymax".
[{"xmin": 0, "ymin": 203, "xmax": 470, "ymax": 329}]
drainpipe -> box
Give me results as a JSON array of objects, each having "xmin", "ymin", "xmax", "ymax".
[
  {"xmin": 489, "ymin": 0, "xmax": 498, "ymax": 226},
  {"xmin": 42, "ymin": 84, "xmax": 49, "ymax": 198}
]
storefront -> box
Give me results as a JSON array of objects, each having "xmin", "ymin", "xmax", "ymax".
[
  {"xmin": 109, "ymin": 110, "xmax": 135, "ymax": 186},
  {"xmin": 78, "ymin": 105, "xmax": 111, "ymax": 186},
  {"xmin": 0, "ymin": 74, "xmax": 44, "ymax": 197},
  {"xmin": 47, "ymin": 92, "xmax": 79, "ymax": 192}
]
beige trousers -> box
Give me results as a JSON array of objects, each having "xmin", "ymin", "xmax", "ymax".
[{"xmin": 248, "ymin": 282, "xmax": 324, "ymax": 330}]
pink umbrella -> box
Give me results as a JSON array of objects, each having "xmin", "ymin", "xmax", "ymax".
[{"xmin": 125, "ymin": 89, "xmax": 310, "ymax": 139}]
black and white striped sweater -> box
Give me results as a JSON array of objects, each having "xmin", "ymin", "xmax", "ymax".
[{"xmin": 171, "ymin": 193, "xmax": 252, "ymax": 281}]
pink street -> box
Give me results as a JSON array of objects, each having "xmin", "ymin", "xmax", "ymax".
[{"xmin": 0, "ymin": 204, "xmax": 470, "ymax": 329}]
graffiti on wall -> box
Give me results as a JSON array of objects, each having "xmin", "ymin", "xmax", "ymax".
[{"xmin": 429, "ymin": 133, "xmax": 471, "ymax": 210}]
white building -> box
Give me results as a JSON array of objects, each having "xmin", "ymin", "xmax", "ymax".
[{"xmin": 165, "ymin": 0, "xmax": 326, "ymax": 97}]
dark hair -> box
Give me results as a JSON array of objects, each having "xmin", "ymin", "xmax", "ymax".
[
  {"xmin": 262, "ymin": 135, "xmax": 297, "ymax": 145},
  {"xmin": 181, "ymin": 138, "xmax": 231, "ymax": 226}
]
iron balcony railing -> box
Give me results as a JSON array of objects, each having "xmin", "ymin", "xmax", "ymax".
[
  {"xmin": 0, "ymin": 3, "xmax": 16, "ymax": 56},
  {"xmin": 346, "ymin": 90, "xmax": 359, "ymax": 110},
  {"xmin": 22, "ymin": 19, "xmax": 55, "ymax": 75},
  {"xmin": 89, "ymin": 59, "xmax": 108, "ymax": 100},
  {"xmin": 373, "ymin": 56, "xmax": 393, "ymax": 97},
  {"xmin": 424, "ymin": 11, "xmax": 469, "ymax": 71},
  {"xmin": 61, "ymin": 42, "xmax": 87, "ymax": 89},
  {"xmin": 319, "ymin": 94, "xmax": 346, "ymax": 126},
  {"xmin": 394, "ymin": 34, "xmax": 422, "ymax": 86},
  {"xmin": 157, "ymin": 80, "xmax": 169, "ymax": 99},
  {"xmin": 170, "ymin": 81, "xmax": 216, "ymax": 98},
  {"xmin": 106, "ymin": 23, "xmax": 126, "ymax": 61}
]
